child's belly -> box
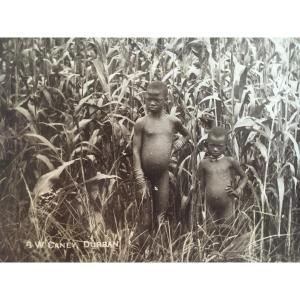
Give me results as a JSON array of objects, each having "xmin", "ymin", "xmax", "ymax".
[
  {"xmin": 141, "ymin": 137, "xmax": 172, "ymax": 176},
  {"xmin": 205, "ymin": 178, "xmax": 232, "ymax": 208}
]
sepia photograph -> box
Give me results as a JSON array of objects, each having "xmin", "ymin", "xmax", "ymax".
[{"xmin": 0, "ymin": 37, "xmax": 299, "ymax": 262}]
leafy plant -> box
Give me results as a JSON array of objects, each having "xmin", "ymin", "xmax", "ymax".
[{"xmin": 0, "ymin": 37, "xmax": 299, "ymax": 262}]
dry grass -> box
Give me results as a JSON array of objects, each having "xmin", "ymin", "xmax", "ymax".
[{"xmin": 0, "ymin": 38, "xmax": 299, "ymax": 262}]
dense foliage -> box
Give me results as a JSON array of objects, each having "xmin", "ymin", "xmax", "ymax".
[{"xmin": 0, "ymin": 38, "xmax": 299, "ymax": 262}]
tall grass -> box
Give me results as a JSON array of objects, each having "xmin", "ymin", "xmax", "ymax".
[{"xmin": 0, "ymin": 37, "xmax": 299, "ymax": 262}]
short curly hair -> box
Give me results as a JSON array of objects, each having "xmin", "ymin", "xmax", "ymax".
[
  {"xmin": 208, "ymin": 127, "xmax": 227, "ymax": 140},
  {"xmin": 147, "ymin": 81, "xmax": 168, "ymax": 98}
]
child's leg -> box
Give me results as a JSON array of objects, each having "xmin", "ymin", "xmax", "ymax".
[
  {"xmin": 135, "ymin": 179, "xmax": 153, "ymax": 255},
  {"xmin": 213, "ymin": 202, "xmax": 237, "ymax": 252},
  {"xmin": 220, "ymin": 201, "xmax": 235, "ymax": 223},
  {"xmin": 152, "ymin": 170, "xmax": 169, "ymax": 225}
]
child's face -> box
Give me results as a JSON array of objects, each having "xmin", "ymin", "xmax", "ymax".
[
  {"xmin": 145, "ymin": 89, "xmax": 165, "ymax": 113},
  {"xmin": 207, "ymin": 135, "xmax": 226, "ymax": 157}
]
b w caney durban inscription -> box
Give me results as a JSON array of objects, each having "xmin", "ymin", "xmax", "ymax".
[{"xmin": 25, "ymin": 241, "xmax": 119, "ymax": 249}]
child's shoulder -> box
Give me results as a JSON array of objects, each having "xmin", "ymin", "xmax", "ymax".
[
  {"xmin": 134, "ymin": 116, "xmax": 147, "ymax": 126},
  {"xmin": 224, "ymin": 156, "xmax": 240, "ymax": 165},
  {"xmin": 167, "ymin": 114, "xmax": 180, "ymax": 121},
  {"xmin": 166, "ymin": 114, "xmax": 182, "ymax": 125},
  {"xmin": 199, "ymin": 156, "xmax": 210, "ymax": 167}
]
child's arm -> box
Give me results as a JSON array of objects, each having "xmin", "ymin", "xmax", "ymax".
[
  {"xmin": 192, "ymin": 161, "xmax": 205, "ymax": 226},
  {"xmin": 172, "ymin": 116, "xmax": 190, "ymax": 151},
  {"xmin": 133, "ymin": 118, "xmax": 148, "ymax": 197},
  {"xmin": 226, "ymin": 158, "xmax": 248, "ymax": 199}
]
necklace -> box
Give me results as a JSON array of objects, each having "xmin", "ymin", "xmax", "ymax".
[{"xmin": 207, "ymin": 154, "xmax": 224, "ymax": 162}]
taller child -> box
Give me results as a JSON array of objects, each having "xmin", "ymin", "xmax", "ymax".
[{"xmin": 133, "ymin": 81, "xmax": 189, "ymax": 227}]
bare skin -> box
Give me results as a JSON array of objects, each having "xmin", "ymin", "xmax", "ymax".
[
  {"xmin": 133, "ymin": 86, "xmax": 189, "ymax": 228},
  {"xmin": 198, "ymin": 135, "xmax": 248, "ymax": 224}
]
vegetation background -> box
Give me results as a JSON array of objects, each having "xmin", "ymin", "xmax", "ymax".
[{"xmin": 0, "ymin": 37, "xmax": 299, "ymax": 262}]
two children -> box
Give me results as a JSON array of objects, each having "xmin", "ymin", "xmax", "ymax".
[{"xmin": 133, "ymin": 81, "xmax": 248, "ymax": 231}]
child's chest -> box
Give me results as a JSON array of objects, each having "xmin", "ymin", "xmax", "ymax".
[
  {"xmin": 204, "ymin": 159, "xmax": 233, "ymax": 178},
  {"xmin": 144, "ymin": 118, "xmax": 174, "ymax": 136}
]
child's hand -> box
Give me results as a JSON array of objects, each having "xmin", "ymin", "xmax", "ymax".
[
  {"xmin": 138, "ymin": 182, "xmax": 150, "ymax": 199},
  {"xmin": 173, "ymin": 137, "xmax": 187, "ymax": 152},
  {"xmin": 135, "ymin": 168, "xmax": 149, "ymax": 198},
  {"xmin": 173, "ymin": 139, "xmax": 183, "ymax": 152},
  {"xmin": 142, "ymin": 186, "xmax": 150, "ymax": 199},
  {"xmin": 225, "ymin": 186, "xmax": 240, "ymax": 200}
]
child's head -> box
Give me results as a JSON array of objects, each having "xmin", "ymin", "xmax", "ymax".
[
  {"xmin": 145, "ymin": 81, "xmax": 168, "ymax": 113},
  {"xmin": 207, "ymin": 127, "xmax": 227, "ymax": 157}
]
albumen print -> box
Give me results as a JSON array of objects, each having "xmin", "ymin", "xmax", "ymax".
[{"xmin": 0, "ymin": 38, "xmax": 299, "ymax": 262}]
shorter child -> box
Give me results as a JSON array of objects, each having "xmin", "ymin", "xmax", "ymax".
[{"xmin": 196, "ymin": 127, "xmax": 248, "ymax": 225}]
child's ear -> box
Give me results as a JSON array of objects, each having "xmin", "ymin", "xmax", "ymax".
[{"xmin": 199, "ymin": 139, "xmax": 208, "ymax": 152}]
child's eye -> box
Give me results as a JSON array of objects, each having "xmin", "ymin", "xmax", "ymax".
[{"xmin": 146, "ymin": 94, "xmax": 163, "ymax": 101}]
